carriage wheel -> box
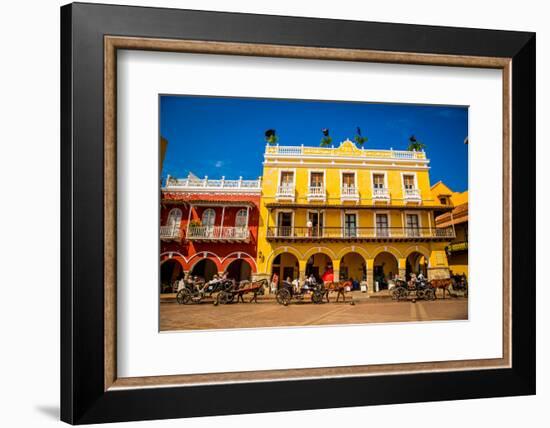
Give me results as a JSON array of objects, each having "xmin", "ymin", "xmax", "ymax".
[
  {"xmin": 176, "ymin": 288, "xmax": 192, "ymax": 305},
  {"xmin": 276, "ymin": 289, "xmax": 291, "ymax": 306},
  {"xmin": 417, "ymin": 289, "xmax": 425, "ymax": 300},
  {"xmin": 425, "ymin": 289, "xmax": 436, "ymax": 301},
  {"xmin": 311, "ymin": 291, "xmax": 323, "ymax": 304},
  {"xmin": 217, "ymin": 291, "xmax": 231, "ymax": 305},
  {"xmin": 391, "ymin": 288, "xmax": 401, "ymax": 300}
]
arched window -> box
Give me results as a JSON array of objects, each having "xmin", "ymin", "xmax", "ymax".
[
  {"xmin": 235, "ymin": 209, "xmax": 248, "ymax": 228},
  {"xmin": 166, "ymin": 208, "xmax": 182, "ymax": 227},
  {"xmin": 201, "ymin": 208, "xmax": 216, "ymax": 227}
]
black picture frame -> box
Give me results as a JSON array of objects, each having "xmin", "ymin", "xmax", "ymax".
[{"xmin": 61, "ymin": 2, "xmax": 535, "ymax": 424}]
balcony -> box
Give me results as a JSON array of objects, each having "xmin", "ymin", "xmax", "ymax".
[
  {"xmin": 307, "ymin": 186, "xmax": 326, "ymax": 202},
  {"xmin": 266, "ymin": 226, "xmax": 455, "ymax": 242},
  {"xmin": 403, "ymin": 188, "xmax": 421, "ymax": 203},
  {"xmin": 160, "ymin": 225, "xmax": 182, "ymax": 242},
  {"xmin": 265, "ymin": 142, "xmax": 427, "ymax": 161},
  {"xmin": 341, "ymin": 186, "xmax": 359, "ymax": 202},
  {"xmin": 372, "ymin": 187, "xmax": 390, "ymax": 202},
  {"xmin": 276, "ymin": 184, "xmax": 295, "ymax": 201},
  {"xmin": 164, "ymin": 175, "xmax": 261, "ymax": 193},
  {"xmin": 186, "ymin": 226, "xmax": 250, "ymax": 242}
]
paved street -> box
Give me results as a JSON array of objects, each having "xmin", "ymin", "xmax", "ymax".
[{"xmin": 160, "ymin": 294, "xmax": 468, "ymax": 331}]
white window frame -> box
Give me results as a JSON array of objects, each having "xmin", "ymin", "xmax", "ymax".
[
  {"xmin": 341, "ymin": 210, "xmax": 360, "ymax": 238},
  {"xmin": 201, "ymin": 208, "xmax": 216, "ymax": 226},
  {"xmin": 275, "ymin": 209, "xmax": 295, "ymax": 237},
  {"xmin": 306, "ymin": 209, "xmax": 326, "ymax": 237},
  {"xmin": 340, "ymin": 170, "xmax": 357, "ymax": 189},
  {"xmin": 235, "ymin": 208, "xmax": 248, "ymax": 228},
  {"xmin": 166, "ymin": 208, "xmax": 182, "ymax": 227},
  {"xmin": 308, "ymin": 169, "xmax": 326, "ymax": 188},
  {"xmin": 374, "ymin": 210, "xmax": 391, "ymax": 237},
  {"xmin": 400, "ymin": 172, "xmax": 418, "ymax": 190},
  {"xmin": 370, "ymin": 171, "xmax": 388, "ymax": 189},
  {"xmin": 277, "ymin": 169, "xmax": 296, "ymax": 188}
]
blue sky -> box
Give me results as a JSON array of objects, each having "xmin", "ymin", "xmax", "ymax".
[{"xmin": 160, "ymin": 95, "xmax": 468, "ymax": 192}]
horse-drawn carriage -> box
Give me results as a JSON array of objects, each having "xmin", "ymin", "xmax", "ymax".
[
  {"xmin": 429, "ymin": 275, "xmax": 468, "ymax": 298},
  {"xmin": 216, "ymin": 278, "xmax": 268, "ymax": 304},
  {"xmin": 391, "ymin": 276, "xmax": 436, "ymax": 301},
  {"xmin": 176, "ymin": 276, "xmax": 234, "ymax": 304},
  {"xmin": 275, "ymin": 277, "xmax": 325, "ymax": 305}
]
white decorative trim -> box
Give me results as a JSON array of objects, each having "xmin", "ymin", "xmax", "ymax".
[
  {"xmin": 404, "ymin": 210, "xmax": 423, "ymax": 228},
  {"xmin": 336, "ymin": 246, "xmax": 371, "ymax": 261},
  {"xmin": 221, "ymin": 251, "xmax": 258, "ymax": 269},
  {"xmin": 371, "ymin": 245, "xmax": 404, "ymax": 260},
  {"xmin": 341, "ymin": 209, "xmax": 360, "ymax": 233},
  {"xmin": 302, "ymin": 246, "xmax": 338, "ymax": 260},
  {"xmin": 263, "ymin": 161, "xmax": 430, "ymax": 171},
  {"xmin": 186, "ymin": 251, "xmax": 223, "ymax": 265},
  {"xmin": 265, "ymin": 246, "xmax": 304, "ymax": 270}
]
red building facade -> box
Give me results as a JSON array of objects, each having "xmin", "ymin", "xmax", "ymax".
[{"xmin": 160, "ymin": 174, "xmax": 261, "ymax": 291}]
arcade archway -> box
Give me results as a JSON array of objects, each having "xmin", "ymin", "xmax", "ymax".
[
  {"xmin": 406, "ymin": 251, "xmax": 429, "ymax": 280},
  {"xmin": 305, "ymin": 253, "xmax": 333, "ymax": 283},
  {"xmin": 225, "ymin": 259, "xmax": 252, "ymax": 283},
  {"xmin": 339, "ymin": 252, "xmax": 366, "ymax": 283},
  {"xmin": 160, "ymin": 259, "xmax": 184, "ymax": 293},
  {"xmin": 190, "ymin": 258, "xmax": 218, "ymax": 282},
  {"xmin": 373, "ymin": 251, "xmax": 399, "ymax": 290},
  {"xmin": 271, "ymin": 253, "xmax": 299, "ymax": 285}
]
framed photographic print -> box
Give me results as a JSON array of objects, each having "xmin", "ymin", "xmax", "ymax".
[{"xmin": 61, "ymin": 2, "xmax": 536, "ymax": 424}]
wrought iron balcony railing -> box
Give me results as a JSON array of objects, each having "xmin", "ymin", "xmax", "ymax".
[
  {"xmin": 186, "ymin": 226, "xmax": 250, "ymax": 242},
  {"xmin": 266, "ymin": 226, "xmax": 454, "ymax": 241},
  {"xmin": 160, "ymin": 225, "xmax": 182, "ymax": 241}
]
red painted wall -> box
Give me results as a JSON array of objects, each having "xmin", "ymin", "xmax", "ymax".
[{"xmin": 160, "ymin": 192, "xmax": 260, "ymax": 273}]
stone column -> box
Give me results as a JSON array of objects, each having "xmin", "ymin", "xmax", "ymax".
[
  {"xmin": 398, "ymin": 258, "xmax": 407, "ymax": 280},
  {"xmin": 332, "ymin": 259, "xmax": 341, "ymax": 282},
  {"xmin": 298, "ymin": 260, "xmax": 307, "ymax": 282},
  {"xmin": 427, "ymin": 249, "xmax": 451, "ymax": 280},
  {"xmin": 366, "ymin": 258, "xmax": 374, "ymax": 294}
]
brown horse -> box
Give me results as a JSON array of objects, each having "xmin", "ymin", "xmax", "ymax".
[
  {"xmin": 429, "ymin": 278, "xmax": 453, "ymax": 299},
  {"xmin": 323, "ymin": 280, "xmax": 352, "ymax": 302}
]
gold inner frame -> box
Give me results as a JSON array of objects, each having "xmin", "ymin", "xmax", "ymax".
[{"xmin": 104, "ymin": 36, "xmax": 512, "ymax": 391}]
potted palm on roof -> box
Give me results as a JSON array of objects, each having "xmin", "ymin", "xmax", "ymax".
[
  {"xmin": 407, "ymin": 135, "xmax": 426, "ymax": 151},
  {"xmin": 354, "ymin": 127, "xmax": 367, "ymax": 146},
  {"xmin": 320, "ymin": 128, "xmax": 332, "ymax": 147},
  {"xmin": 265, "ymin": 129, "xmax": 278, "ymax": 145}
]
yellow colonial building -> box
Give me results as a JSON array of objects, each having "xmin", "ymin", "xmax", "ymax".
[
  {"xmin": 432, "ymin": 181, "xmax": 469, "ymax": 278},
  {"xmin": 255, "ymin": 140, "xmax": 455, "ymax": 292}
]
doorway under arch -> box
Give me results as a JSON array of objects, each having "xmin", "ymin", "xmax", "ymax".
[
  {"xmin": 271, "ymin": 252, "xmax": 299, "ymax": 285},
  {"xmin": 190, "ymin": 258, "xmax": 218, "ymax": 282},
  {"xmin": 225, "ymin": 259, "xmax": 252, "ymax": 283},
  {"xmin": 306, "ymin": 253, "xmax": 333, "ymax": 283},
  {"xmin": 160, "ymin": 259, "xmax": 184, "ymax": 293},
  {"xmin": 339, "ymin": 252, "xmax": 366, "ymax": 283},
  {"xmin": 373, "ymin": 251, "xmax": 399, "ymax": 290},
  {"xmin": 406, "ymin": 251, "xmax": 429, "ymax": 280}
]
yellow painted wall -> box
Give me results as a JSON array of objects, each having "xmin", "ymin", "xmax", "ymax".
[{"xmin": 257, "ymin": 141, "xmax": 451, "ymax": 279}]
